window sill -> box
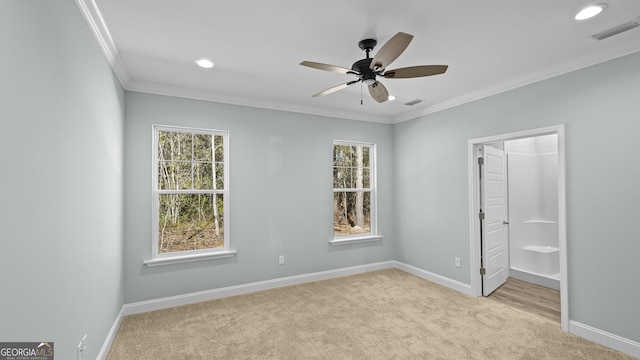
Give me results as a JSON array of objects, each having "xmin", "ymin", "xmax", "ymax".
[
  {"xmin": 143, "ymin": 249, "xmax": 237, "ymax": 267},
  {"xmin": 329, "ymin": 235, "xmax": 383, "ymax": 245}
]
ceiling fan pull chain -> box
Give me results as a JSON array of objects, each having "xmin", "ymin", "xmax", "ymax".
[{"xmin": 361, "ymin": 82, "xmax": 363, "ymax": 105}]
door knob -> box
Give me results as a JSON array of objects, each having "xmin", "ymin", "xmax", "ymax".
[{"xmin": 503, "ymin": 220, "xmax": 509, "ymax": 225}]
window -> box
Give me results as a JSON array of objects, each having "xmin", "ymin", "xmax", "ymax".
[
  {"xmin": 332, "ymin": 141, "xmax": 380, "ymax": 244},
  {"xmin": 146, "ymin": 125, "xmax": 233, "ymax": 266}
]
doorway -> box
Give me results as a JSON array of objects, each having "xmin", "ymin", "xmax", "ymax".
[
  {"xmin": 504, "ymin": 134, "xmax": 560, "ymax": 291},
  {"xmin": 467, "ymin": 125, "xmax": 568, "ymax": 331}
]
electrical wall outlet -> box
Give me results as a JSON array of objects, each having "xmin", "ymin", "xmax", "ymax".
[
  {"xmin": 455, "ymin": 258, "xmax": 461, "ymax": 268},
  {"xmin": 278, "ymin": 255, "xmax": 284, "ymax": 265}
]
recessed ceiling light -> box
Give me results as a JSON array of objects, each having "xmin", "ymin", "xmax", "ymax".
[
  {"xmin": 195, "ymin": 58, "xmax": 215, "ymax": 68},
  {"xmin": 388, "ymin": 95, "xmax": 396, "ymax": 101},
  {"xmin": 575, "ymin": 4, "xmax": 608, "ymax": 20}
]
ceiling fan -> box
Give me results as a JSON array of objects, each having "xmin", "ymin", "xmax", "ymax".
[{"xmin": 300, "ymin": 32, "xmax": 448, "ymax": 103}]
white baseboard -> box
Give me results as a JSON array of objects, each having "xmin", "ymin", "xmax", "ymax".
[
  {"xmin": 96, "ymin": 307, "xmax": 124, "ymax": 360},
  {"xmin": 509, "ymin": 268, "xmax": 560, "ymax": 291},
  {"xmin": 569, "ymin": 320, "xmax": 640, "ymax": 359},
  {"xmin": 393, "ymin": 261, "xmax": 473, "ymax": 296},
  {"xmin": 122, "ymin": 261, "xmax": 395, "ymax": 316}
]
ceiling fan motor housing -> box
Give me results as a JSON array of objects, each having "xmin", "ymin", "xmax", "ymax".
[{"xmin": 352, "ymin": 58, "xmax": 377, "ymax": 85}]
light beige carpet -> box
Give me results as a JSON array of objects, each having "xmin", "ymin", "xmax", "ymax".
[{"xmin": 107, "ymin": 269, "xmax": 635, "ymax": 359}]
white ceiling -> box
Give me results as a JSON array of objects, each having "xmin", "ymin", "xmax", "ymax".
[{"xmin": 83, "ymin": 0, "xmax": 640, "ymax": 123}]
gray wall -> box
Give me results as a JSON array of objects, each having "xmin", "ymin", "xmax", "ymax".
[
  {"xmin": 393, "ymin": 51, "xmax": 640, "ymax": 342},
  {"xmin": 124, "ymin": 92, "xmax": 394, "ymax": 303},
  {"xmin": 0, "ymin": 2, "xmax": 124, "ymax": 359}
]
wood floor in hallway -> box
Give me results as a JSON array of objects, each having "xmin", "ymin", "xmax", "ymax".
[{"xmin": 488, "ymin": 277, "xmax": 561, "ymax": 323}]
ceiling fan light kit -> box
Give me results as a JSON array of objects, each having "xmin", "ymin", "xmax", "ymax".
[{"xmin": 300, "ymin": 32, "xmax": 448, "ymax": 103}]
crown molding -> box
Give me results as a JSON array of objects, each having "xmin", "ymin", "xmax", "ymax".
[
  {"xmin": 127, "ymin": 80, "xmax": 392, "ymax": 124},
  {"xmin": 75, "ymin": 0, "xmax": 130, "ymax": 85},
  {"xmin": 392, "ymin": 47, "xmax": 640, "ymax": 124}
]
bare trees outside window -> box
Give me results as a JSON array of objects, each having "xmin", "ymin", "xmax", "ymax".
[
  {"xmin": 153, "ymin": 126, "xmax": 228, "ymax": 256},
  {"xmin": 333, "ymin": 141, "xmax": 375, "ymax": 238}
]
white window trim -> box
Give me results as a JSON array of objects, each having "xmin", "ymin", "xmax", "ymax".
[
  {"xmin": 331, "ymin": 140, "xmax": 381, "ymax": 245},
  {"xmin": 143, "ymin": 249, "xmax": 236, "ymax": 267},
  {"xmin": 329, "ymin": 234, "xmax": 383, "ymax": 245},
  {"xmin": 146, "ymin": 125, "xmax": 234, "ymax": 266}
]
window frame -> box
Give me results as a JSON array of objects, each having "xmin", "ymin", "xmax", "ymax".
[
  {"xmin": 144, "ymin": 125, "xmax": 235, "ymax": 267},
  {"xmin": 330, "ymin": 140, "xmax": 382, "ymax": 245}
]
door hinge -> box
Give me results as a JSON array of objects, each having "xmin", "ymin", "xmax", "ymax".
[
  {"xmin": 479, "ymin": 211, "xmax": 485, "ymax": 220},
  {"xmin": 480, "ymin": 267, "xmax": 486, "ymax": 275},
  {"xmin": 478, "ymin": 157, "xmax": 484, "ymax": 165}
]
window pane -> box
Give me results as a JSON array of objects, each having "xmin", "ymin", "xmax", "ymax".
[
  {"xmin": 194, "ymin": 134, "xmax": 212, "ymax": 161},
  {"xmin": 194, "ymin": 162, "xmax": 213, "ymax": 189},
  {"xmin": 158, "ymin": 131, "xmax": 193, "ymax": 161},
  {"xmin": 176, "ymin": 162, "xmax": 193, "ymax": 189},
  {"xmin": 334, "ymin": 166, "xmax": 351, "ymax": 189},
  {"xmin": 214, "ymin": 163, "xmax": 224, "ymax": 190},
  {"xmin": 214, "ymin": 135, "xmax": 224, "ymax": 162},
  {"xmin": 354, "ymin": 167, "xmax": 365, "ymax": 189},
  {"xmin": 362, "ymin": 146, "xmax": 370, "ymax": 167},
  {"xmin": 350, "ymin": 146, "xmax": 359, "ymax": 167},
  {"xmin": 158, "ymin": 132, "xmax": 173, "ymax": 161},
  {"xmin": 176, "ymin": 132, "xmax": 193, "ymax": 161},
  {"xmin": 157, "ymin": 161, "xmax": 192, "ymax": 190},
  {"xmin": 333, "ymin": 191, "xmax": 371, "ymax": 236},
  {"xmin": 334, "ymin": 145, "xmax": 351, "ymax": 167},
  {"xmin": 350, "ymin": 168, "xmax": 358, "ymax": 188},
  {"xmin": 158, "ymin": 193, "xmax": 224, "ymax": 253},
  {"xmin": 362, "ymin": 168, "xmax": 370, "ymax": 188},
  {"xmin": 158, "ymin": 162, "xmax": 169, "ymax": 190}
]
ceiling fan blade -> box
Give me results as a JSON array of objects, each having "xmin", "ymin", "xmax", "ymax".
[
  {"xmin": 312, "ymin": 80, "xmax": 360, "ymax": 97},
  {"xmin": 370, "ymin": 32, "xmax": 413, "ymax": 71},
  {"xmin": 368, "ymin": 81, "xmax": 389, "ymax": 103},
  {"xmin": 300, "ymin": 61, "xmax": 354, "ymax": 75},
  {"xmin": 383, "ymin": 65, "xmax": 448, "ymax": 79}
]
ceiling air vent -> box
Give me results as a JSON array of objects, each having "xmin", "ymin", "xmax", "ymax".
[
  {"xmin": 404, "ymin": 99, "xmax": 423, "ymax": 106},
  {"xmin": 592, "ymin": 20, "xmax": 640, "ymax": 41}
]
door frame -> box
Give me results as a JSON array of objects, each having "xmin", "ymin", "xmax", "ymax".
[{"xmin": 467, "ymin": 125, "xmax": 568, "ymax": 331}]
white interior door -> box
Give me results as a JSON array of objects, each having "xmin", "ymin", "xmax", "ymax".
[{"xmin": 481, "ymin": 145, "xmax": 509, "ymax": 296}]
